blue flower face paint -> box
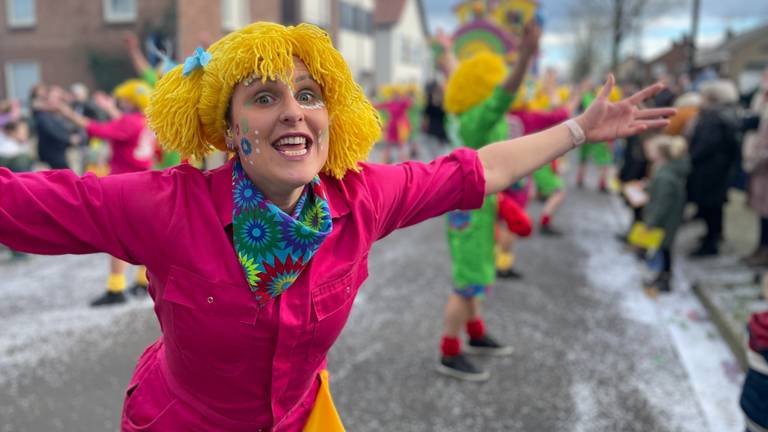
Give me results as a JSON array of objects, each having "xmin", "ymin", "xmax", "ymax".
[{"xmin": 241, "ymin": 137, "xmax": 252, "ymax": 155}]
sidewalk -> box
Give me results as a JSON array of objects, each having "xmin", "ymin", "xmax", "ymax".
[{"xmin": 677, "ymin": 189, "xmax": 768, "ymax": 370}]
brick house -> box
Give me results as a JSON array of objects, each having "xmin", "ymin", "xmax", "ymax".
[
  {"xmin": 1, "ymin": 0, "xmax": 380, "ymax": 104},
  {"xmin": 1, "ymin": 0, "xmax": 175, "ymax": 104}
]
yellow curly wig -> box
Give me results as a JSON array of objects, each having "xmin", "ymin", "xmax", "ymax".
[
  {"xmin": 114, "ymin": 79, "xmax": 151, "ymax": 113},
  {"xmin": 147, "ymin": 22, "xmax": 381, "ymax": 179},
  {"xmin": 444, "ymin": 52, "xmax": 506, "ymax": 115}
]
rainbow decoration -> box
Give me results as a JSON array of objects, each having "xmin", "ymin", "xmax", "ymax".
[{"xmin": 452, "ymin": 19, "xmax": 515, "ymax": 61}]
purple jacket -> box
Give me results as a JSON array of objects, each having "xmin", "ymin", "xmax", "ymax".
[{"xmin": 0, "ymin": 149, "xmax": 485, "ymax": 431}]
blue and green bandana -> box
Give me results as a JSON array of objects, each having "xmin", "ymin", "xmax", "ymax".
[{"xmin": 232, "ymin": 159, "xmax": 332, "ymax": 305}]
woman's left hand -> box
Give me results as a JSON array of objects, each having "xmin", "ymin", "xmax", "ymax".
[{"xmin": 576, "ymin": 74, "xmax": 676, "ymax": 143}]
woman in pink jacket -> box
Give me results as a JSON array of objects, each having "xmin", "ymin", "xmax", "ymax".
[{"xmin": 0, "ymin": 22, "xmax": 673, "ymax": 431}]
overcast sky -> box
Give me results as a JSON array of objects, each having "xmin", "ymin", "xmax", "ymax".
[{"xmin": 423, "ymin": 0, "xmax": 768, "ymax": 75}]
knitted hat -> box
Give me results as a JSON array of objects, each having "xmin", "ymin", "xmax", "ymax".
[
  {"xmin": 113, "ymin": 79, "xmax": 151, "ymax": 113},
  {"xmin": 444, "ymin": 51, "xmax": 506, "ymax": 115},
  {"xmin": 147, "ymin": 22, "xmax": 380, "ymax": 179}
]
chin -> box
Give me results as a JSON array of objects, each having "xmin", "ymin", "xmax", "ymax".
[{"xmin": 278, "ymin": 165, "xmax": 322, "ymax": 187}]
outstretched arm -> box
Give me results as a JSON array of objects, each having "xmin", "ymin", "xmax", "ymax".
[
  {"xmin": 480, "ymin": 75, "xmax": 676, "ymax": 195},
  {"xmin": 123, "ymin": 32, "xmax": 152, "ymax": 77}
]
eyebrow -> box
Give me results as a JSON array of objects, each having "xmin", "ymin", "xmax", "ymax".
[{"xmin": 295, "ymin": 74, "xmax": 318, "ymax": 85}]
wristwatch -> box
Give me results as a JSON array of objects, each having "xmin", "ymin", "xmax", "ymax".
[{"xmin": 564, "ymin": 119, "xmax": 586, "ymax": 147}]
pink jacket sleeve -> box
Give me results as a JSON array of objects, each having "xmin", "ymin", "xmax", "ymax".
[
  {"xmin": 0, "ymin": 168, "xmax": 172, "ymax": 266},
  {"xmin": 361, "ymin": 148, "xmax": 486, "ymax": 240},
  {"xmin": 86, "ymin": 116, "xmax": 138, "ymax": 143}
]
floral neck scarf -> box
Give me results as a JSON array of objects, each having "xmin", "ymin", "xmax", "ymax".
[{"xmin": 232, "ymin": 159, "xmax": 332, "ymax": 305}]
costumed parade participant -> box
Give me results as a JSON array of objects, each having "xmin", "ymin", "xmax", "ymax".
[
  {"xmin": 498, "ymin": 75, "xmax": 582, "ymax": 276},
  {"xmin": 374, "ymin": 85, "xmax": 413, "ymax": 164},
  {"xmin": 576, "ymin": 80, "xmax": 622, "ymax": 192},
  {"xmin": 123, "ymin": 32, "xmax": 182, "ymax": 169},
  {"xmin": 436, "ymin": 15, "xmax": 543, "ymax": 380},
  {"xmin": 0, "ymin": 22, "xmax": 673, "ymax": 429},
  {"xmin": 54, "ymin": 80, "xmax": 155, "ymax": 306}
]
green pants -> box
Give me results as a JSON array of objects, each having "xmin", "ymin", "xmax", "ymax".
[{"xmin": 446, "ymin": 196, "xmax": 497, "ymax": 290}]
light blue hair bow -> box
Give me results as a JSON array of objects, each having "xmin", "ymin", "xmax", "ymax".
[{"xmin": 182, "ymin": 47, "xmax": 212, "ymax": 77}]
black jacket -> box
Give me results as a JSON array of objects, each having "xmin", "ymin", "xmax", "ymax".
[{"xmin": 687, "ymin": 105, "xmax": 741, "ymax": 207}]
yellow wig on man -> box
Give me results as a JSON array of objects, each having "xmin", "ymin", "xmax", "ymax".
[
  {"xmin": 443, "ymin": 51, "xmax": 507, "ymax": 115},
  {"xmin": 148, "ymin": 22, "xmax": 380, "ymax": 179}
]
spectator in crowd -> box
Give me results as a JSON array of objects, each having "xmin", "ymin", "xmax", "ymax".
[
  {"xmin": 642, "ymin": 134, "xmax": 690, "ymax": 292},
  {"xmin": 687, "ymin": 80, "xmax": 741, "ymax": 257},
  {"xmin": 740, "ymin": 310, "xmax": 768, "ymax": 432},
  {"xmin": 0, "ymin": 120, "xmax": 33, "ymax": 172},
  {"xmin": 743, "ymin": 68, "xmax": 768, "ymax": 267},
  {"xmin": 31, "ymin": 84, "xmax": 80, "ymax": 169},
  {"xmin": 423, "ymin": 80, "xmax": 449, "ymax": 151}
]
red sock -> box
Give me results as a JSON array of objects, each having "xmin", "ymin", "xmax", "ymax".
[
  {"xmin": 540, "ymin": 214, "xmax": 551, "ymax": 227},
  {"xmin": 466, "ymin": 318, "xmax": 485, "ymax": 340},
  {"xmin": 440, "ymin": 336, "xmax": 461, "ymax": 357}
]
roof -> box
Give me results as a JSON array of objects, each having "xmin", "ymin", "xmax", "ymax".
[
  {"xmin": 374, "ymin": 0, "xmax": 430, "ymax": 37},
  {"xmin": 697, "ymin": 23, "xmax": 768, "ymax": 66}
]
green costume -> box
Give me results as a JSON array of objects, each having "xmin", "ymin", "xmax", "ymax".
[
  {"xmin": 579, "ymin": 93, "xmax": 612, "ymax": 166},
  {"xmin": 532, "ymin": 164, "xmax": 563, "ymax": 198},
  {"xmin": 447, "ymin": 87, "xmax": 514, "ymax": 292}
]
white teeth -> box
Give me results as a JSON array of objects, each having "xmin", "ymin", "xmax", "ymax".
[
  {"xmin": 276, "ymin": 136, "xmax": 307, "ymax": 146},
  {"xmin": 280, "ymin": 148, "xmax": 308, "ymax": 156}
]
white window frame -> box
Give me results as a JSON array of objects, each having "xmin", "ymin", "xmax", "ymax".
[
  {"xmin": 6, "ymin": 0, "xmax": 36, "ymax": 28},
  {"xmin": 221, "ymin": 0, "xmax": 250, "ymax": 32},
  {"xmin": 103, "ymin": 0, "xmax": 137, "ymax": 24},
  {"xmin": 4, "ymin": 60, "xmax": 41, "ymax": 107}
]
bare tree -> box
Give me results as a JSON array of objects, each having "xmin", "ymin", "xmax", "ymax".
[{"xmin": 569, "ymin": 0, "xmax": 687, "ymax": 73}]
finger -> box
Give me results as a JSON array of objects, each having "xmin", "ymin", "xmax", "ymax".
[
  {"xmin": 634, "ymin": 107, "xmax": 677, "ymax": 119},
  {"xmin": 627, "ymin": 82, "xmax": 664, "ymax": 104},
  {"xmin": 628, "ymin": 119, "xmax": 671, "ymax": 130},
  {"xmin": 598, "ymin": 74, "xmax": 615, "ymax": 100}
]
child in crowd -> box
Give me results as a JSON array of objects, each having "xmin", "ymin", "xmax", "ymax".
[{"xmin": 642, "ymin": 134, "xmax": 690, "ymax": 292}]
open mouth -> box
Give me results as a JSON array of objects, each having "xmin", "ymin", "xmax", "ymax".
[{"xmin": 271, "ymin": 133, "xmax": 313, "ymax": 158}]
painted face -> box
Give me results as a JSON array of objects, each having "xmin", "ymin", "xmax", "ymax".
[{"xmin": 228, "ymin": 57, "xmax": 330, "ymax": 201}]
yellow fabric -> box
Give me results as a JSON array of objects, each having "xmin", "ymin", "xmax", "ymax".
[
  {"xmin": 134, "ymin": 266, "xmax": 149, "ymax": 286},
  {"xmin": 303, "ymin": 370, "xmax": 344, "ymax": 432},
  {"xmin": 148, "ymin": 22, "xmax": 380, "ymax": 179},
  {"xmin": 113, "ymin": 79, "xmax": 151, "ymax": 113},
  {"xmin": 106, "ymin": 273, "xmax": 126, "ymax": 293},
  {"xmin": 628, "ymin": 223, "xmax": 665, "ymax": 251},
  {"xmin": 444, "ymin": 52, "xmax": 506, "ymax": 115},
  {"xmin": 495, "ymin": 246, "xmax": 514, "ymax": 271}
]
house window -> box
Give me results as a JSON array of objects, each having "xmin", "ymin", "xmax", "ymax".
[
  {"xmin": 6, "ymin": 0, "xmax": 35, "ymax": 28},
  {"xmin": 103, "ymin": 0, "xmax": 136, "ymax": 23},
  {"xmin": 222, "ymin": 0, "xmax": 250, "ymax": 31},
  {"xmin": 340, "ymin": 2, "xmax": 354, "ymax": 31},
  {"xmin": 4, "ymin": 61, "xmax": 40, "ymax": 107},
  {"xmin": 400, "ymin": 36, "xmax": 410, "ymax": 63}
]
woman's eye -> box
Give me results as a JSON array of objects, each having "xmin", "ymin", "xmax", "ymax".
[
  {"xmin": 297, "ymin": 91, "xmax": 314, "ymax": 102},
  {"xmin": 254, "ymin": 94, "xmax": 274, "ymax": 105}
]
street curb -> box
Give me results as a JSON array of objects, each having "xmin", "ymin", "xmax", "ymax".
[{"xmin": 692, "ymin": 282, "xmax": 748, "ymax": 371}]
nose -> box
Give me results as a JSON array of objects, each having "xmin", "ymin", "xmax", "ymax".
[{"xmin": 279, "ymin": 97, "xmax": 304, "ymax": 124}]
